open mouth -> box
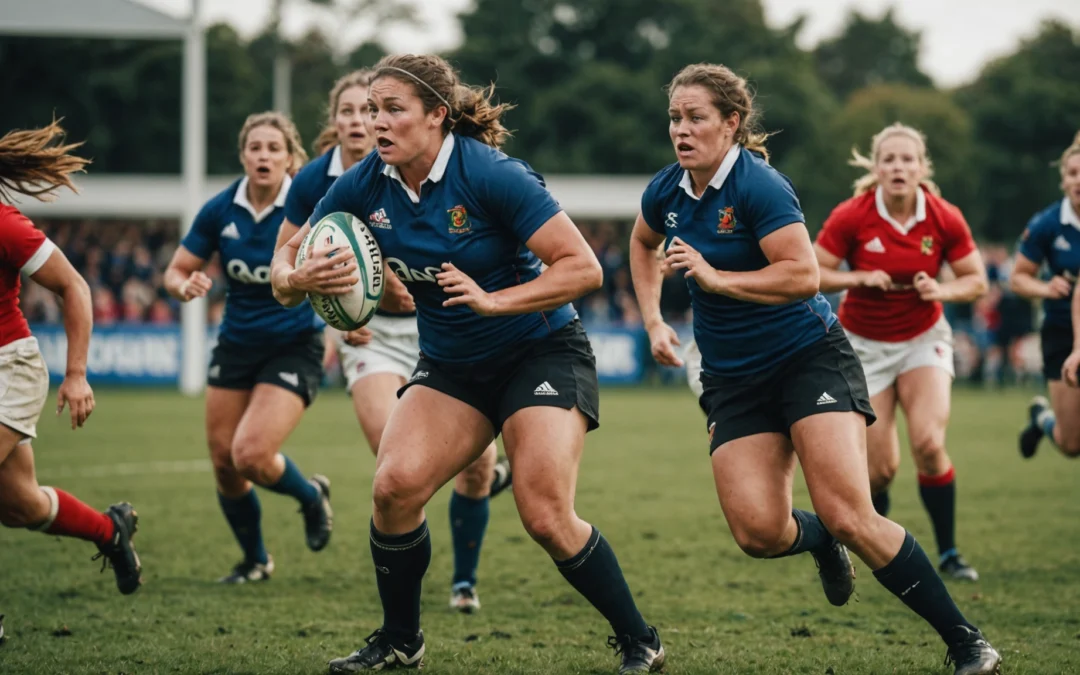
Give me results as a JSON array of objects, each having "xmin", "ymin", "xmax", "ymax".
[
  {"xmin": 255, "ymin": 166, "xmax": 271, "ymax": 176},
  {"xmin": 676, "ymin": 143, "xmax": 693, "ymax": 156},
  {"xmin": 377, "ymin": 137, "xmax": 394, "ymax": 149}
]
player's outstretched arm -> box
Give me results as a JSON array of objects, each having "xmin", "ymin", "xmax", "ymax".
[
  {"xmin": 629, "ymin": 215, "xmax": 683, "ymax": 368},
  {"xmin": 30, "ymin": 248, "xmax": 94, "ymax": 429}
]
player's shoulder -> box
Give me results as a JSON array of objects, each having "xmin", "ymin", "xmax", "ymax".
[
  {"xmin": 205, "ymin": 178, "xmax": 244, "ymax": 215},
  {"xmin": 644, "ymin": 162, "xmax": 684, "ymax": 198},
  {"xmin": 293, "ymin": 150, "xmax": 333, "ymax": 185},
  {"xmin": 1026, "ymin": 199, "xmax": 1063, "ymax": 233},
  {"xmin": 824, "ymin": 192, "xmax": 875, "ymax": 230},
  {"xmin": 0, "ymin": 203, "xmax": 29, "ymax": 227},
  {"xmin": 923, "ymin": 188, "xmax": 967, "ymax": 226}
]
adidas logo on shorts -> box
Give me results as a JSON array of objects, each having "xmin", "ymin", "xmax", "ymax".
[
  {"xmin": 534, "ymin": 381, "xmax": 559, "ymax": 396},
  {"xmin": 816, "ymin": 392, "xmax": 837, "ymax": 405},
  {"xmin": 278, "ymin": 372, "xmax": 299, "ymax": 387}
]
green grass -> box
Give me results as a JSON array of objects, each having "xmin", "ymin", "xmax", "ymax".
[{"xmin": 1, "ymin": 386, "xmax": 1078, "ymax": 674}]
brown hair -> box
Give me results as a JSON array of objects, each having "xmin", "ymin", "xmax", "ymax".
[
  {"xmin": 371, "ymin": 54, "xmax": 514, "ymax": 149},
  {"xmin": 0, "ymin": 119, "xmax": 90, "ymax": 202},
  {"xmin": 313, "ymin": 70, "xmax": 374, "ymax": 156},
  {"xmin": 849, "ymin": 122, "xmax": 940, "ymax": 197},
  {"xmin": 1056, "ymin": 130, "xmax": 1080, "ymax": 176},
  {"xmin": 666, "ymin": 63, "xmax": 772, "ymax": 162},
  {"xmin": 237, "ymin": 111, "xmax": 308, "ymax": 175}
]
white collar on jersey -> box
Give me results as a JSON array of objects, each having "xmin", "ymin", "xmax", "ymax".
[
  {"xmin": 678, "ymin": 143, "xmax": 741, "ymax": 201},
  {"xmin": 234, "ymin": 174, "xmax": 291, "ymax": 224},
  {"xmin": 874, "ymin": 185, "xmax": 926, "ymax": 235},
  {"xmin": 382, "ymin": 133, "xmax": 456, "ymax": 204},
  {"xmin": 1060, "ymin": 197, "xmax": 1080, "ymax": 231},
  {"xmin": 328, "ymin": 145, "xmax": 345, "ymax": 177}
]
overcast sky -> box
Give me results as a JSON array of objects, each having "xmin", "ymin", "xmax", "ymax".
[{"xmin": 142, "ymin": 0, "xmax": 1080, "ymax": 87}]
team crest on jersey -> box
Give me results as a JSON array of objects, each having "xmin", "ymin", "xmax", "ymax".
[
  {"xmin": 448, "ymin": 205, "xmax": 470, "ymax": 234},
  {"xmin": 718, "ymin": 207, "xmax": 736, "ymax": 234},
  {"xmin": 368, "ymin": 208, "xmax": 392, "ymax": 230},
  {"xmin": 921, "ymin": 236, "xmax": 934, "ymax": 255}
]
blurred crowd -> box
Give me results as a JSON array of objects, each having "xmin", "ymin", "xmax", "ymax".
[
  {"xmin": 21, "ymin": 219, "xmax": 229, "ymax": 327},
  {"xmin": 20, "ymin": 219, "xmax": 1046, "ymax": 385}
]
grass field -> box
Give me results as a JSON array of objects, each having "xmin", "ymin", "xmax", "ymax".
[{"xmin": 0, "ymin": 386, "xmax": 1078, "ymax": 674}]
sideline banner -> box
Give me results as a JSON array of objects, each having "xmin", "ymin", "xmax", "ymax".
[{"xmin": 29, "ymin": 323, "xmax": 672, "ymax": 386}]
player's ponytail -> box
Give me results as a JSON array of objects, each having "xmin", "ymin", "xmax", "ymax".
[
  {"xmin": 373, "ymin": 54, "xmax": 514, "ymax": 150},
  {"xmin": 450, "ymin": 83, "xmax": 513, "ymax": 150},
  {"xmin": 0, "ymin": 118, "xmax": 90, "ymax": 203},
  {"xmin": 850, "ymin": 123, "xmax": 941, "ymax": 198}
]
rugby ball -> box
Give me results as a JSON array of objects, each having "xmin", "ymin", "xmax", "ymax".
[{"xmin": 296, "ymin": 211, "xmax": 385, "ymax": 331}]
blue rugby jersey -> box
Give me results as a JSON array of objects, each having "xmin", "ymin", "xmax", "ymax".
[
  {"xmin": 1018, "ymin": 198, "xmax": 1080, "ymax": 329},
  {"xmin": 182, "ymin": 176, "xmax": 321, "ymax": 346},
  {"xmin": 310, "ymin": 133, "xmax": 575, "ymax": 364},
  {"xmin": 286, "ymin": 145, "xmax": 414, "ymax": 319},
  {"xmin": 641, "ymin": 145, "xmax": 836, "ymax": 377}
]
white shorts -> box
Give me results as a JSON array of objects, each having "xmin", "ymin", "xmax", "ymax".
[
  {"xmin": 0, "ymin": 337, "xmax": 50, "ymax": 442},
  {"xmin": 684, "ymin": 338, "xmax": 704, "ymax": 399},
  {"xmin": 845, "ymin": 316, "xmax": 955, "ymax": 398},
  {"xmin": 336, "ymin": 314, "xmax": 419, "ymax": 392}
]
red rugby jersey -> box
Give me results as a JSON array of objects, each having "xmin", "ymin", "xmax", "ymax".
[
  {"xmin": 0, "ymin": 205, "xmax": 55, "ymax": 347},
  {"xmin": 816, "ymin": 186, "xmax": 976, "ymax": 342}
]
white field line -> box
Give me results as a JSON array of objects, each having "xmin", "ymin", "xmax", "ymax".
[{"xmin": 40, "ymin": 459, "xmax": 213, "ymax": 479}]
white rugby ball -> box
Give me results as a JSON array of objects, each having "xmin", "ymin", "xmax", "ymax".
[{"xmin": 296, "ymin": 211, "xmax": 385, "ymax": 331}]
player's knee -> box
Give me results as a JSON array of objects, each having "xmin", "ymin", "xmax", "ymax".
[
  {"xmin": 457, "ymin": 462, "xmax": 491, "ymax": 498},
  {"xmin": 371, "ymin": 469, "xmax": 429, "ymax": 518},
  {"xmin": 730, "ymin": 523, "xmax": 788, "ymax": 559},
  {"xmin": 817, "ymin": 507, "xmax": 866, "ymax": 548},
  {"xmin": 910, "ymin": 432, "xmax": 947, "ymax": 467},
  {"xmin": 868, "ymin": 458, "xmax": 898, "ymax": 492},
  {"xmin": 1060, "ymin": 442, "xmax": 1080, "ymax": 458},
  {"xmin": 231, "ymin": 440, "xmax": 275, "ymax": 483},
  {"xmin": 0, "ymin": 499, "xmax": 42, "ymax": 529},
  {"xmin": 519, "ymin": 505, "xmax": 567, "ymax": 548}
]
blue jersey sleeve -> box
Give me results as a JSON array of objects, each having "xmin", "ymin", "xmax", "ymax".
[
  {"xmin": 284, "ymin": 168, "xmax": 318, "ymax": 227},
  {"xmin": 180, "ymin": 198, "xmax": 221, "ymax": 260},
  {"xmin": 1018, "ymin": 213, "xmax": 1050, "ymax": 264},
  {"xmin": 310, "ymin": 163, "xmax": 368, "ymax": 226},
  {"xmin": 640, "ymin": 172, "xmax": 667, "ymax": 234},
  {"xmin": 476, "ymin": 158, "xmax": 562, "ymax": 243},
  {"xmin": 742, "ymin": 168, "xmax": 805, "ymax": 240}
]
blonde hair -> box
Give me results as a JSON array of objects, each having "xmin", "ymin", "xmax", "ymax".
[
  {"xmin": 372, "ymin": 54, "xmax": 514, "ymax": 149},
  {"xmin": 237, "ymin": 112, "xmax": 308, "ymax": 175},
  {"xmin": 665, "ymin": 63, "xmax": 772, "ymax": 162},
  {"xmin": 850, "ymin": 122, "xmax": 940, "ymax": 197},
  {"xmin": 0, "ymin": 119, "xmax": 90, "ymax": 203},
  {"xmin": 1056, "ymin": 130, "xmax": 1080, "ymax": 176},
  {"xmin": 313, "ymin": 70, "xmax": 374, "ymax": 156}
]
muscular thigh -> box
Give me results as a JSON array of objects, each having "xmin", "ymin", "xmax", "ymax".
[
  {"xmin": 206, "ymin": 387, "xmax": 252, "ymax": 461},
  {"xmin": 376, "ymin": 384, "xmax": 495, "ymax": 499},
  {"xmin": 897, "ymin": 366, "xmax": 952, "ymax": 470},
  {"xmin": 501, "ymin": 405, "xmax": 588, "ymax": 515},
  {"xmin": 790, "ymin": 412, "xmax": 874, "ymax": 522},
  {"xmin": 710, "ymin": 433, "xmax": 797, "ymax": 537},
  {"xmin": 232, "ymin": 384, "xmax": 306, "ymax": 459}
]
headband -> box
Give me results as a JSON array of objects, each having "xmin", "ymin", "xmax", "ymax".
[{"xmin": 380, "ymin": 66, "xmax": 455, "ymax": 120}]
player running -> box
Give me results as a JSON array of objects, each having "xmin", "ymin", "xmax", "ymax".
[
  {"xmin": 163, "ymin": 112, "xmax": 332, "ymax": 584},
  {"xmin": 279, "ymin": 70, "xmax": 509, "ymax": 613},
  {"xmin": 630, "ymin": 63, "xmax": 1000, "ymax": 675},
  {"xmin": 814, "ymin": 123, "xmax": 989, "ymax": 581},
  {"xmin": 1014, "ymin": 131, "xmax": 1080, "ymax": 459},
  {"xmin": 272, "ymin": 54, "xmax": 664, "ymax": 674},
  {"xmin": 0, "ymin": 119, "xmax": 141, "ymax": 594}
]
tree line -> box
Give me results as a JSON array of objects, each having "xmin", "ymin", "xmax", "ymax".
[{"xmin": 0, "ymin": 0, "xmax": 1077, "ymax": 240}]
